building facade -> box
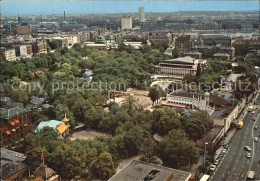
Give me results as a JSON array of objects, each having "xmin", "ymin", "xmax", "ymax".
[
  {"xmin": 31, "ymin": 40, "xmax": 47, "ymax": 54},
  {"xmin": 154, "ymin": 56, "xmax": 205, "ymax": 79},
  {"xmin": 121, "ymin": 16, "xmax": 132, "ymax": 30},
  {"xmin": 0, "ymin": 48, "xmax": 16, "ymax": 61},
  {"xmin": 166, "ymin": 91, "xmax": 215, "ymax": 115},
  {"xmin": 200, "ymin": 34, "xmax": 231, "ymax": 46},
  {"xmin": 175, "ymin": 34, "xmax": 191, "ymax": 53},
  {"xmin": 138, "ymin": 6, "xmax": 145, "ymax": 23},
  {"xmin": 0, "ymin": 106, "xmax": 32, "ymax": 146}
]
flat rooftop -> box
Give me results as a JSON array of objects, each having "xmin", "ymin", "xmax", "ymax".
[
  {"xmin": 1, "ymin": 148, "xmax": 27, "ymax": 180},
  {"xmin": 109, "ymin": 160, "xmax": 191, "ymax": 181}
]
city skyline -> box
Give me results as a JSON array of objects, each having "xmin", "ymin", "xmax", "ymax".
[{"xmin": 1, "ymin": 0, "xmax": 259, "ymax": 16}]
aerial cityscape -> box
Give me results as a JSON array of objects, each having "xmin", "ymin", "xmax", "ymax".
[{"xmin": 0, "ymin": 0, "xmax": 260, "ymax": 181}]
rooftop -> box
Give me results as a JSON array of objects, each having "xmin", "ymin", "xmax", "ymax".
[
  {"xmin": 163, "ymin": 56, "xmax": 197, "ymax": 65},
  {"xmin": 0, "ymin": 148, "xmax": 27, "ymax": 180},
  {"xmin": 30, "ymin": 96, "xmax": 45, "ymax": 106},
  {"xmin": 0, "ymin": 107, "xmax": 31, "ymax": 120},
  {"xmin": 109, "ymin": 160, "xmax": 191, "ymax": 181},
  {"xmin": 213, "ymin": 53, "xmax": 230, "ymax": 57},
  {"xmin": 34, "ymin": 120, "xmax": 64, "ymax": 133},
  {"xmin": 185, "ymin": 51, "xmax": 202, "ymax": 55},
  {"xmin": 197, "ymin": 126, "xmax": 224, "ymax": 148},
  {"xmin": 201, "ymin": 34, "xmax": 231, "ymax": 40}
]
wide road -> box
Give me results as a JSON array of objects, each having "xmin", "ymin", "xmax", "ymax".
[
  {"xmin": 250, "ymin": 94, "xmax": 260, "ymax": 180},
  {"xmin": 210, "ymin": 97, "xmax": 260, "ymax": 181}
]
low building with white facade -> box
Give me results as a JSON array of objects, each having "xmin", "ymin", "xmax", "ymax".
[
  {"xmin": 154, "ymin": 56, "xmax": 207, "ymax": 79},
  {"xmin": 166, "ymin": 91, "xmax": 215, "ymax": 115}
]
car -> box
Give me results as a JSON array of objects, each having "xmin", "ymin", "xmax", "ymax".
[
  {"xmin": 244, "ymin": 146, "xmax": 252, "ymax": 151},
  {"xmin": 254, "ymin": 126, "xmax": 258, "ymax": 130},
  {"xmin": 214, "ymin": 159, "xmax": 220, "ymax": 165},
  {"xmin": 224, "ymin": 144, "xmax": 229, "ymax": 149},
  {"xmin": 254, "ymin": 137, "xmax": 259, "ymax": 142},
  {"xmin": 209, "ymin": 165, "xmax": 217, "ymax": 171},
  {"xmin": 251, "ymin": 111, "xmax": 255, "ymax": 114},
  {"xmin": 252, "ymin": 117, "xmax": 256, "ymax": 121},
  {"xmin": 246, "ymin": 152, "xmax": 251, "ymax": 158},
  {"xmin": 221, "ymin": 149, "xmax": 227, "ymax": 154}
]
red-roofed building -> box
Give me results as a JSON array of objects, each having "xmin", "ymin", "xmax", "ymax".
[{"xmin": 16, "ymin": 26, "xmax": 31, "ymax": 35}]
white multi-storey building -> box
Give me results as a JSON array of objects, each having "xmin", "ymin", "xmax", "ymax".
[
  {"xmin": 1, "ymin": 48, "xmax": 16, "ymax": 62},
  {"xmin": 121, "ymin": 16, "xmax": 132, "ymax": 30},
  {"xmin": 154, "ymin": 56, "xmax": 207, "ymax": 79},
  {"xmin": 138, "ymin": 6, "xmax": 145, "ymax": 23}
]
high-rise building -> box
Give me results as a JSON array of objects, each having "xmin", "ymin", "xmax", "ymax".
[
  {"xmin": 121, "ymin": 16, "xmax": 132, "ymax": 30},
  {"xmin": 138, "ymin": 6, "xmax": 145, "ymax": 22}
]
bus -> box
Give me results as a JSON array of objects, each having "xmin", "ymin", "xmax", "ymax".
[
  {"xmin": 236, "ymin": 121, "xmax": 244, "ymax": 129},
  {"xmin": 200, "ymin": 174, "xmax": 210, "ymax": 181},
  {"xmin": 247, "ymin": 170, "xmax": 255, "ymax": 180}
]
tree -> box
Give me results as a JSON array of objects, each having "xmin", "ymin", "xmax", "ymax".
[
  {"xmin": 160, "ymin": 130, "xmax": 199, "ymax": 168},
  {"xmin": 89, "ymin": 152, "xmax": 115, "ymax": 180},
  {"xmin": 127, "ymin": 45, "xmax": 135, "ymax": 54},
  {"xmin": 40, "ymin": 127, "xmax": 58, "ymax": 141},
  {"xmin": 139, "ymin": 136, "xmax": 158, "ymax": 163},
  {"xmin": 7, "ymin": 89, "xmax": 29, "ymax": 105},
  {"xmin": 54, "ymin": 103, "xmax": 76, "ymax": 127},
  {"xmin": 185, "ymin": 118, "xmax": 206, "ymax": 140},
  {"xmin": 118, "ymin": 43, "xmax": 127, "ymax": 51},
  {"xmin": 196, "ymin": 63, "xmax": 201, "ymax": 77},
  {"xmin": 148, "ymin": 86, "xmax": 160, "ymax": 105},
  {"xmin": 48, "ymin": 41, "xmax": 59, "ymax": 50},
  {"xmin": 141, "ymin": 44, "xmax": 151, "ymax": 53},
  {"xmin": 151, "ymin": 107, "xmax": 181, "ymax": 136},
  {"xmin": 172, "ymin": 48, "xmax": 180, "ymax": 58}
]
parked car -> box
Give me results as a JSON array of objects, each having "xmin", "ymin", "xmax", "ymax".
[
  {"xmin": 214, "ymin": 159, "xmax": 220, "ymax": 165},
  {"xmin": 254, "ymin": 137, "xmax": 259, "ymax": 142},
  {"xmin": 246, "ymin": 152, "xmax": 251, "ymax": 158},
  {"xmin": 221, "ymin": 149, "xmax": 227, "ymax": 154},
  {"xmin": 210, "ymin": 165, "xmax": 217, "ymax": 171},
  {"xmin": 244, "ymin": 146, "xmax": 251, "ymax": 151},
  {"xmin": 252, "ymin": 117, "xmax": 256, "ymax": 121},
  {"xmin": 254, "ymin": 126, "xmax": 258, "ymax": 130}
]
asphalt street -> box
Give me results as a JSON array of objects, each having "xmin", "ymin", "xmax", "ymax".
[{"xmin": 210, "ymin": 95, "xmax": 260, "ymax": 181}]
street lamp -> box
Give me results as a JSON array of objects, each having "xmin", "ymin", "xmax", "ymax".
[{"xmin": 204, "ymin": 142, "xmax": 208, "ymax": 168}]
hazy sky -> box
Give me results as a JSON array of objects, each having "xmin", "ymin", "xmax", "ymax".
[{"xmin": 1, "ymin": 0, "xmax": 259, "ymax": 16}]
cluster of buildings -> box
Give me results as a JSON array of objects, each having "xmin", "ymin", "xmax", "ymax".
[
  {"xmin": 174, "ymin": 33, "xmax": 260, "ymax": 60},
  {"xmin": 1, "ymin": 148, "xmax": 60, "ymax": 181},
  {"xmin": 0, "ymin": 85, "xmax": 32, "ymax": 147}
]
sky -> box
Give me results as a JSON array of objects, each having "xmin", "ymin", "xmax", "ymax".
[{"xmin": 1, "ymin": 0, "xmax": 259, "ymax": 16}]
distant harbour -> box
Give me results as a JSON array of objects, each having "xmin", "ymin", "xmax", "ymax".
[{"xmin": 1, "ymin": 0, "xmax": 259, "ymax": 16}]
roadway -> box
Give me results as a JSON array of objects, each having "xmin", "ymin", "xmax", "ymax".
[{"xmin": 210, "ymin": 95, "xmax": 260, "ymax": 181}]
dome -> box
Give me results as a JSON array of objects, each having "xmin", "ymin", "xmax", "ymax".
[
  {"xmin": 204, "ymin": 91, "xmax": 210, "ymax": 97},
  {"xmin": 33, "ymin": 163, "xmax": 55, "ymax": 180}
]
